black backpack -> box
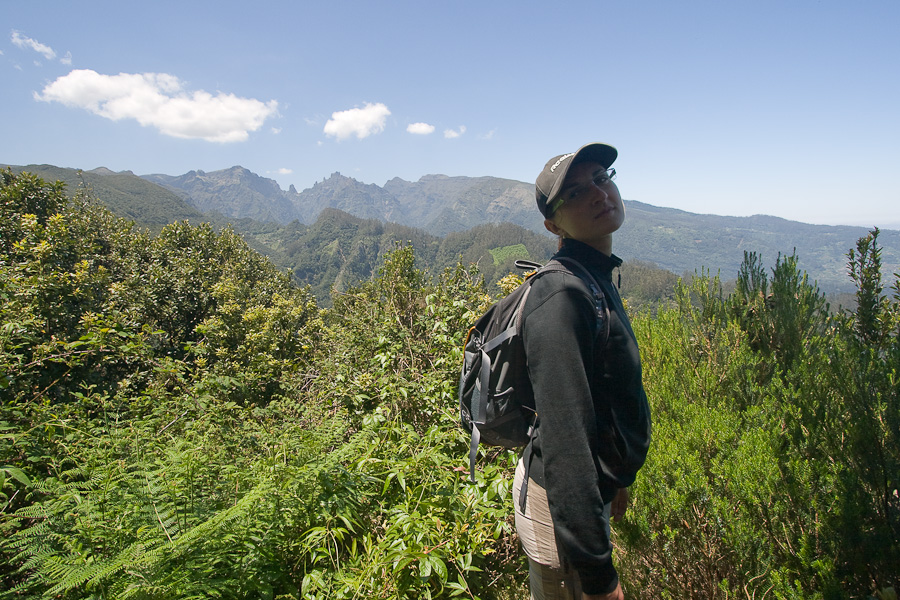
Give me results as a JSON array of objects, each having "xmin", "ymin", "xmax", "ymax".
[{"xmin": 459, "ymin": 256, "xmax": 610, "ymax": 485}]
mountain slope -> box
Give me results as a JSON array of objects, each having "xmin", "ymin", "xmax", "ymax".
[
  {"xmin": 3, "ymin": 164, "xmax": 205, "ymax": 228},
  {"xmin": 383, "ymin": 174, "xmax": 536, "ymax": 234},
  {"xmin": 615, "ymin": 201, "xmax": 897, "ymax": 292},
  {"xmin": 294, "ymin": 173, "xmax": 401, "ymax": 224},
  {"xmin": 143, "ymin": 166, "xmax": 300, "ymax": 224},
  {"xmin": 274, "ymin": 208, "xmax": 555, "ymax": 303}
]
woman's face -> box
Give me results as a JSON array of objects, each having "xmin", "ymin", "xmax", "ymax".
[{"xmin": 544, "ymin": 160, "xmax": 625, "ymax": 254}]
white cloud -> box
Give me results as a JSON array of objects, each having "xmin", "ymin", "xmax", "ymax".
[
  {"xmin": 61, "ymin": 51, "xmax": 72, "ymax": 65},
  {"xmin": 271, "ymin": 127, "xmax": 282, "ymax": 134},
  {"xmin": 277, "ymin": 168, "xmax": 292, "ymax": 175},
  {"xmin": 35, "ymin": 69, "xmax": 278, "ymax": 143},
  {"xmin": 444, "ymin": 125, "xmax": 467, "ymax": 139},
  {"xmin": 323, "ymin": 102, "xmax": 390, "ymax": 140},
  {"xmin": 479, "ymin": 129, "xmax": 496, "ymax": 140},
  {"xmin": 407, "ymin": 122, "xmax": 435, "ymax": 135},
  {"xmin": 11, "ymin": 31, "xmax": 56, "ymax": 60}
]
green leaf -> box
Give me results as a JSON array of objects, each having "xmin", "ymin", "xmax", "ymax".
[{"xmin": 2, "ymin": 465, "xmax": 31, "ymax": 486}]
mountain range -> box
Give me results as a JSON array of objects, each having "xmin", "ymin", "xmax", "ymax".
[
  {"xmin": 5, "ymin": 163, "xmax": 898, "ymax": 297},
  {"xmin": 142, "ymin": 168, "xmax": 539, "ymax": 236}
]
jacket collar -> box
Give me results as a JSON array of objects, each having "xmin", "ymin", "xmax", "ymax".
[{"xmin": 555, "ymin": 238, "xmax": 622, "ymax": 278}]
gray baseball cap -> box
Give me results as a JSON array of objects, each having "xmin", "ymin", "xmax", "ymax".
[{"xmin": 535, "ymin": 142, "xmax": 617, "ymax": 218}]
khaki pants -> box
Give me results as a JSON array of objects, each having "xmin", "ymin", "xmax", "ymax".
[{"xmin": 513, "ymin": 459, "xmax": 611, "ymax": 600}]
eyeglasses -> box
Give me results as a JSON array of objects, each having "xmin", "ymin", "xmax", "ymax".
[{"xmin": 548, "ymin": 168, "xmax": 616, "ymax": 215}]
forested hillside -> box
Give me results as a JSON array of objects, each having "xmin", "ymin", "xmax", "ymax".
[
  {"xmin": 3, "ymin": 164, "xmax": 205, "ymax": 229},
  {"xmin": 2, "ymin": 170, "xmax": 898, "ymax": 598},
  {"xmin": 276, "ymin": 211, "xmax": 558, "ymax": 303}
]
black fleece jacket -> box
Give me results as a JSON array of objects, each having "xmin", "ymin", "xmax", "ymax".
[{"xmin": 521, "ymin": 238, "xmax": 652, "ymax": 594}]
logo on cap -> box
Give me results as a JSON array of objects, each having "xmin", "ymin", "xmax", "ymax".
[{"xmin": 550, "ymin": 153, "xmax": 575, "ymax": 173}]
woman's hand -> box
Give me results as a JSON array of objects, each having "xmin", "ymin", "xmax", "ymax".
[
  {"xmin": 583, "ymin": 582, "xmax": 624, "ymax": 600},
  {"xmin": 611, "ymin": 487, "xmax": 630, "ymax": 522}
]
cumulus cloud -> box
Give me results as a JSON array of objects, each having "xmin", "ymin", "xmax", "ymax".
[
  {"xmin": 444, "ymin": 125, "xmax": 466, "ymax": 139},
  {"xmin": 323, "ymin": 102, "xmax": 390, "ymax": 140},
  {"xmin": 61, "ymin": 51, "xmax": 72, "ymax": 65},
  {"xmin": 276, "ymin": 168, "xmax": 293, "ymax": 175},
  {"xmin": 11, "ymin": 30, "xmax": 56, "ymax": 61},
  {"xmin": 407, "ymin": 122, "xmax": 435, "ymax": 135},
  {"xmin": 35, "ymin": 69, "xmax": 278, "ymax": 143}
]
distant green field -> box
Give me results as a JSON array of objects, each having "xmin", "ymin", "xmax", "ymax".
[{"xmin": 489, "ymin": 243, "xmax": 529, "ymax": 265}]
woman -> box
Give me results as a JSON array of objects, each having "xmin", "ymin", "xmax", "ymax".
[{"xmin": 513, "ymin": 143, "xmax": 652, "ymax": 600}]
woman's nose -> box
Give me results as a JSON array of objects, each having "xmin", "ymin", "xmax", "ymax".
[{"xmin": 591, "ymin": 185, "xmax": 608, "ymax": 202}]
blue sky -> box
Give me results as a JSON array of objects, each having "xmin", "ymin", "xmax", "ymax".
[{"xmin": 3, "ymin": 0, "xmax": 898, "ymax": 228}]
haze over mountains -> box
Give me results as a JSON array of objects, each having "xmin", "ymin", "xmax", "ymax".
[
  {"xmin": 6, "ymin": 163, "xmax": 899, "ymax": 296},
  {"xmin": 143, "ymin": 167, "xmax": 539, "ymax": 236}
]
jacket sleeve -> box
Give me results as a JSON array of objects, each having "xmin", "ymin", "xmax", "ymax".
[{"xmin": 522, "ymin": 274, "xmax": 619, "ymax": 594}]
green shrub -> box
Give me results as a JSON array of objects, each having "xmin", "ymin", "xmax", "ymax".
[{"xmin": 618, "ymin": 237, "xmax": 898, "ymax": 599}]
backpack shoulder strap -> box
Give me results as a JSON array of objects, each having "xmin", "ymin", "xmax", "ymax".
[{"xmin": 548, "ymin": 256, "xmax": 611, "ymax": 348}]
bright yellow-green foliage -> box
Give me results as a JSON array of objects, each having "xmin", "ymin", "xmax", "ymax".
[
  {"xmin": 1, "ymin": 170, "xmax": 897, "ymax": 599},
  {"xmin": 488, "ymin": 244, "xmax": 529, "ymax": 267}
]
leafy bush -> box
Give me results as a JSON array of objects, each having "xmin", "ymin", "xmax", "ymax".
[
  {"xmin": 618, "ymin": 234, "xmax": 898, "ymax": 599},
  {"xmin": 1, "ymin": 173, "xmax": 527, "ymax": 598}
]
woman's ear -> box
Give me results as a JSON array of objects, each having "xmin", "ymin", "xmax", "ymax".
[{"xmin": 544, "ymin": 218, "xmax": 566, "ymax": 237}]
